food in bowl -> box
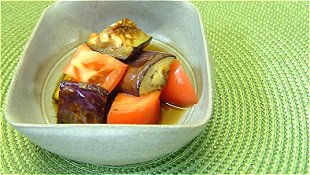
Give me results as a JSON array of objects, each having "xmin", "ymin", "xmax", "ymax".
[{"xmin": 52, "ymin": 18, "xmax": 198, "ymax": 124}]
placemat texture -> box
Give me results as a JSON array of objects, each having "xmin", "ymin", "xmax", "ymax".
[{"xmin": 1, "ymin": 1, "xmax": 309, "ymax": 174}]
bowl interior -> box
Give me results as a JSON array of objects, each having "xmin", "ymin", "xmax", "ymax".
[{"xmin": 6, "ymin": 1, "xmax": 212, "ymax": 126}]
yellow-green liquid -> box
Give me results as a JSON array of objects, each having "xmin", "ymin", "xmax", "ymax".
[{"xmin": 159, "ymin": 103, "xmax": 186, "ymax": 124}]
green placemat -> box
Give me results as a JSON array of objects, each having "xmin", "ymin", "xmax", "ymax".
[{"xmin": 1, "ymin": 1, "xmax": 309, "ymax": 174}]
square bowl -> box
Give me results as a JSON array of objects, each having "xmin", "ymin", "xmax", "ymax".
[{"xmin": 5, "ymin": 1, "xmax": 214, "ymax": 165}]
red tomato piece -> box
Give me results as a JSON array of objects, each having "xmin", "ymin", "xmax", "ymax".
[
  {"xmin": 161, "ymin": 60, "xmax": 198, "ymax": 106},
  {"xmin": 107, "ymin": 91, "xmax": 161, "ymax": 124},
  {"xmin": 63, "ymin": 44, "xmax": 128, "ymax": 93}
]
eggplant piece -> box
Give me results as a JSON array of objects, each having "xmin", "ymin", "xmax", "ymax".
[
  {"xmin": 119, "ymin": 51, "xmax": 176, "ymax": 96},
  {"xmin": 52, "ymin": 74, "xmax": 72, "ymax": 101},
  {"xmin": 57, "ymin": 81, "xmax": 108, "ymax": 124},
  {"xmin": 86, "ymin": 18, "xmax": 152, "ymax": 60}
]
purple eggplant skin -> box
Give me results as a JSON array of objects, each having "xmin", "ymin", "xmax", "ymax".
[
  {"xmin": 119, "ymin": 51, "xmax": 176, "ymax": 96},
  {"xmin": 57, "ymin": 81, "xmax": 108, "ymax": 124}
]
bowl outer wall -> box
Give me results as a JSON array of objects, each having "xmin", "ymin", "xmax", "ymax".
[{"xmin": 14, "ymin": 124, "xmax": 206, "ymax": 165}]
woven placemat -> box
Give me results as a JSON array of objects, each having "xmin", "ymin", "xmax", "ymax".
[{"xmin": 1, "ymin": 1, "xmax": 309, "ymax": 174}]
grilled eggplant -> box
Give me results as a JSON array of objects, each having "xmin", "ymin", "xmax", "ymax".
[
  {"xmin": 57, "ymin": 81, "xmax": 108, "ymax": 124},
  {"xmin": 119, "ymin": 51, "xmax": 175, "ymax": 96},
  {"xmin": 86, "ymin": 18, "xmax": 152, "ymax": 60}
]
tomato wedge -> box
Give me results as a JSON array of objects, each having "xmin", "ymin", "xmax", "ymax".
[
  {"xmin": 161, "ymin": 60, "xmax": 198, "ymax": 106},
  {"xmin": 63, "ymin": 44, "xmax": 128, "ymax": 92},
  {"xmin": 107, "ymin": 91, "xmax": 161, "ymax": 124}
]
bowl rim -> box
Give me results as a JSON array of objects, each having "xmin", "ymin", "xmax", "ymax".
[{"xmin": 4, "ymin": 0, "xmax": 214, "ymax": 129}]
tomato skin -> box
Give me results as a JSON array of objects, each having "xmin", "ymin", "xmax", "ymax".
[
  {"xmin": 107, "ymin": 91, "xmax": 161, "ymax": 124},
  {"xmin": 161, "ymin": 60, "xmax": 198, "ymax": 107},
  {"xmin": 63, "ymin": 44, "xmax": 128, "ymax": 93}
]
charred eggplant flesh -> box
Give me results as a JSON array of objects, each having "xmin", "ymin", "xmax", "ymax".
[{"xmin": 86, "ymin": 18, "xmax": 152, "ymax": 60}]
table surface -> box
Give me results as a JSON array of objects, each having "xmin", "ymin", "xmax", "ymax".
[{"xmin": 1, "ymin": 1, "xmax": 308, "ymax": 174}]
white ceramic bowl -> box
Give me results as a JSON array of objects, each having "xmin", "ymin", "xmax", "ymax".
[{"xmin": 5, "ymin": 1, "xmax": 214, "ymax": 165}]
